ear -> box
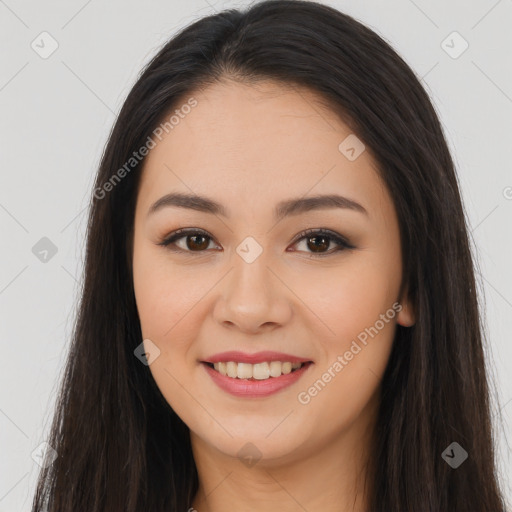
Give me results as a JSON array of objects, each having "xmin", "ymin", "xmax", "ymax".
[{"xmin": 396, "ymin": 288, "xmax": 415, "ymax": 327}]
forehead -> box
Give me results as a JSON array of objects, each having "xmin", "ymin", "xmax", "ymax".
[{"xmin": 137, "ymin": 79, "xmax": 387, "ymax": 218}]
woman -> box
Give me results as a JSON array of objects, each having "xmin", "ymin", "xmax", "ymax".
[{"xmin": 31, "ymin": 1, "xmax": 508, "ymax": 510}]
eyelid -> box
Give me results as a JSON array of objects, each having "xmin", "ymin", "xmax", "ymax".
[
  {"xmin": 289, "ymin": 228, "xmax": 352, "ymax": 248},
  {"xmin": 158, "ymin": 228, "xmax": 219, "ymax": 251},
  {"xmin": 157, "ymin": 227, "xmax": 355, "ymax": 256}
]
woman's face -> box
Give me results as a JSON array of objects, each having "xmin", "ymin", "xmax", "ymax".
[{"xmin": 132, "ymin": 79, "xmax": 414, "ymax": 464}]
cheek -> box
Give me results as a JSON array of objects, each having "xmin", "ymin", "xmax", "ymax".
[
  {"xmin": 303, "ymin": 257, "xmax": 400, "ymax": 344},
  {"xmin": 132, "ymin": 252, "xmax": 207, "ymax": 419},
  {"xmin": 299, "ymin": 256, "xmax": 399, "ymax": 403},
  {"xmin": 296, "ymin": 292, "xmax": 397, "ymax": 437},
  {"xmin": 133, "ymin": 246, "xmax": 207, "ymax": 341}
]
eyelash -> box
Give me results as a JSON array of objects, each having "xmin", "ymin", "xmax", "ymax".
[{"xmin": 157, "ymin": 227, "xmax": 355, "ymax": 257}]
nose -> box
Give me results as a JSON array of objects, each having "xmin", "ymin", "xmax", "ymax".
[{"xmin": 212, "ymin": 249, "xmax": 293, "ymax": 334}]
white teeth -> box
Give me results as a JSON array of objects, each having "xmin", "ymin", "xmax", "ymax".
[
  {"xmin": 270, "ymin": 361, "xmax": 282, "ymax": 377},
  {"xmin": 237, "ymin": 363, "xmax": 253, "ymax": 379},
  {"xmin": 282, "ymin": 362, "xmax": 292, "ymax": 374},
  {"xmin": 211, "ymin": 361, "xmax": 306, "ymax": 379},
  {"xmin": 226, "ymin": 361, "xmax": 238, "ymax": 378},
  {"xmin": 218, "ymin": 362, "xmax": 227, "ymax": 376},
  {"xmin": 253, "ymin": 362, "xmax": 270, "ymax": 380}
]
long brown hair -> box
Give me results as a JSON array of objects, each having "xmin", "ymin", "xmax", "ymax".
[{"xmin": 31, "ymin": 1, "xmax": 507, "ymax": 510}]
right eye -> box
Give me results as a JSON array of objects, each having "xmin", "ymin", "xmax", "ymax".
[{"xmin": 157, "ymin": 228, "xmax": 219, "ymax": 253}]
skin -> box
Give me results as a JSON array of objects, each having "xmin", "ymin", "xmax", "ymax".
[{"xmin": 131, "ymin": 79, "xmax": 415, "ymax": 512}]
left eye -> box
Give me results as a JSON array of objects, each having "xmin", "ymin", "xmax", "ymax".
[{"xmin": 158, "ymin": 228, "xmax": 354, "ymax": 256}]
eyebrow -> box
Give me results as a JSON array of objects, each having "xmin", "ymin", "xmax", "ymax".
[{"xmin": 147, "ymin": 192, "xmax": 368, "ymax": 220}]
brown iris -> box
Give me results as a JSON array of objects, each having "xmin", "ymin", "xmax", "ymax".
[
  {"xmin": 186, "ymin": 234, "xmax": 210, "ymax": 251},
  {"xmin": 306, "ymin": 234, "xmax": 330, "ymax": 253}
]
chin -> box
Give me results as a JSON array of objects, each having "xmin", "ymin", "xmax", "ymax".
[{"xmin": 191, "ymin": 422, "xmax": 312, "ymax": 465}]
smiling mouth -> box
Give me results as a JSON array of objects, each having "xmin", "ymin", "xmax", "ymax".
[{"xmin": 202, "ymin": 361, "xmax": 313, "ymax": 380}]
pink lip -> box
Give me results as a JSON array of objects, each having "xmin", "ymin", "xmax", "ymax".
[
  {"xmin": 201, "ymin": 361, "xmax": 314, "ymax": 398},
  {"xmin": 202, "ymin": 351, "xmax": 312, "ymax": 364}
]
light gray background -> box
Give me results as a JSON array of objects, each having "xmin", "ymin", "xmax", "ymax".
[{"xmin": 1, "ymin": 0, "xmax": 511, "ymax": 510}]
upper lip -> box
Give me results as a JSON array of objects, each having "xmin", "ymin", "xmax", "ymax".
[{"xmin": 202, "ymin": 351, "xmax": 313, "ymax": 364}]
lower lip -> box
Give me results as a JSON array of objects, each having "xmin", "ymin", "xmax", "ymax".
[{"xmin": 201, "ymin": 362, "xmax": 313, "ymax": 398}]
